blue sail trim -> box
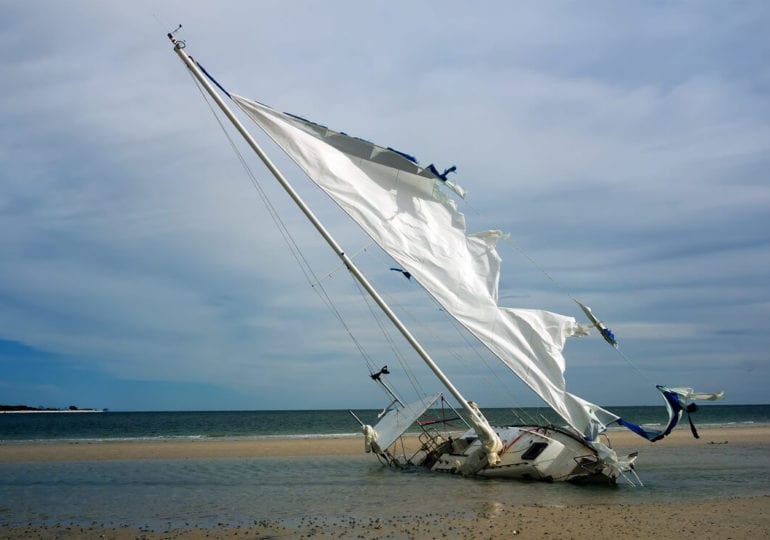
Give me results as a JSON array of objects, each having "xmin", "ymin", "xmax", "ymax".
[
  {"xmin": 195, "ymin": 61, "xmax": 231, "ymax": 99},
  {"xmin": 387, "ymin": 147, "xmax": 418, "ymax": 164},
  {"xmin": 390, "ymin": 267, "xmax": 412, "ymax": 280},
  {"xmin": 600, "ymin": 327, "xmax": 617, "ymax": 347},
  {"xmin": 271, "ymin": 105, "xmax": 463, "ymax": 189},
  {"xmin": 427, "ymin": 163, "xmax": 457, "ymax": 181},
  {"xmin": 615, "ymin": 386, "xmax": 684, "ymax": 442}
]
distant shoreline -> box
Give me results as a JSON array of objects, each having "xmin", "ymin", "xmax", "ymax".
[
  {"xmin": 0, "ymin": 409, "xmax": 103, "ymax": 414},
  {"xmin": 0, "ymin": 405, "xmax": 103, "ymax": 413}
]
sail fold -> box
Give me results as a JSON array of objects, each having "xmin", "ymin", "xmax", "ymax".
[
  {"xmin": 617, "ymin": 385, "xmax": 724, "ymax": 442},
  {"xmin": 232, "ymin": 95, "xmax": 618, "ymax": 440}
]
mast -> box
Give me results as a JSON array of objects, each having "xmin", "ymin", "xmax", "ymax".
[{"xmin": 169, "ymin": 35, "xmax": 502, "ymax": 460}]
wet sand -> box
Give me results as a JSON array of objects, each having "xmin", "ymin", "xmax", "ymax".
[
  {"xmin": 1, "ymin": 496, "xmax": 767, "ymax": 539},
  {"xmin": 2, "ymin": 426, "xmax": 768, "ymax": 538}
]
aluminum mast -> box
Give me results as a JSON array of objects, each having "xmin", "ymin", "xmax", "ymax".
[{"xmin": 169, "ymin": 34, "xmax": 502, "ymax": 461}]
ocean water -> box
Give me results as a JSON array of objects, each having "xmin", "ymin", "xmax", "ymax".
[
  {"xmin": 1, "ymin": 405, "xmax": 768, "ymax": 529},
  {"xmin": 1, "ymin": 404, "xmax": 767, "ymax": 442}
]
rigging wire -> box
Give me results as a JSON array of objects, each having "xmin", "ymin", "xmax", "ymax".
[
  {"xmin": 463, "ymin": 195, "xmax": 653, "ymax": 385},
  {"xmin": 186, "ymin": 66, "xmax": 451, "ymax": 412},
  {"xmin": 441, "ymin": 313, "xmax": 546, "ymax": 426},
  {"xmin": 349, "ymin": 273, "xmax": 427, "ymax": 401},
  {"xmin": 184, "ymin": 68, "xmax": 380, "ymax": 376},
  {"xmin": 430, "ymin": 195, "xmax": 655, "ymax": 419},
  {"xmin": 507, "ymin": 239, "xmax": 653, "ymax": 384},
  {"xmin": 318, "ymin": 242, "xmax": 376, "ymax": 283},
  {"xmin": 377, "ymin": 275, "xmax": 543, "ymax": 427},
  {"xmin": 185, "ymin": 57, "xmax": 652, "ymax": 431}
]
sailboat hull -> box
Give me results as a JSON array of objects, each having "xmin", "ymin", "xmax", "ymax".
[{"xmin": 423, "ymin": 425, "xmax": 620, "ymax": 483}]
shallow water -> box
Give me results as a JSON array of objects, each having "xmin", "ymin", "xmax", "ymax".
[{"xmin": 1, "ymin": 440, "xmax": 768, "ymax": 530}]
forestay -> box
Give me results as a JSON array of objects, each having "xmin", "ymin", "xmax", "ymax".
[{"xmin": 233, "ymin": 96, "xmax": 617, "ymax": 441}]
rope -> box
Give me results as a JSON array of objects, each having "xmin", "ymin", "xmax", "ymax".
[
  {"xmin": 505, "ymin": 239, "xmax": 653, "ymax": 384},
  {"xmin": 186, "ymin": 67, "xmax": 447, "ymax": 407},
  {"xmin": 186, "ymin": 58, "xmax": 653, "ymax": 431},
  {"xmin": 361, "ymin": 264, "xmax": 539, "ymax": 426},
  {"xmin": 349, "ymin": 272, "xmax": 427, "ymax": 400},
  {"xmin": 408, "ymin": 193, "xmax": 654, "ymax": 410},
  {"xmin": 396, "ymin": 283, "xmax": 542, "ymax": 426},
  {"xmin": 185, "ymin": 69, "xmax": 379, "ymax": 376}
]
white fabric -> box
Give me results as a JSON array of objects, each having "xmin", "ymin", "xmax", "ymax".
[
  {"xmin": 363, "ymin": 424, "xmax": 378, "ymax": 453},
  {"xmin": 367, "ymin": 393, "xmax": 442, "ymax": 452},
  {"xmin": 668, "ymin": 387, "xmax": 725, "ymax": 402},
  {"xmin": 234, "ymin": 96, "xmax": 618, "ymax": 439}
]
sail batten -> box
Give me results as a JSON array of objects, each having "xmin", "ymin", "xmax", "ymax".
[{"xmin": 233, "ymin": 95, "xmax": 617, "ymax": 439}]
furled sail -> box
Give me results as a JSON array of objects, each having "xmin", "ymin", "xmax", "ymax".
[{"xmin": 232, "ymin": 95, "xmax": 618, "ymax": 440}]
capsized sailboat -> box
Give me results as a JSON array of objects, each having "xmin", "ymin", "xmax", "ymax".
[{"xmin": 169, "ymin": 33, "xmax": 723, "ymax": 484}]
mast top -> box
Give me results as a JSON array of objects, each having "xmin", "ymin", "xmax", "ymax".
[
  {"xmin": 167, "ymin": 24, "xmax": 183, "ymax": 47},
  {"xmin": 170, "ymin": 36, "xmax": 503, "ymax": 466}
]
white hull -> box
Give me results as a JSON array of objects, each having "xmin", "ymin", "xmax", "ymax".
[{"xmin": 407, "ymin": 425, "xmax": 629, "ymax": 483}]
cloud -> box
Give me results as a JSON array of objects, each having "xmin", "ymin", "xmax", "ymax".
[{"xmin": 1, "ymin": 1, "xmax": 768, "ymax": 411}]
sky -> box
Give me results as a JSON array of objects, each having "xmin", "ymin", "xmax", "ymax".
[{"xmin": 1, "ymin": 1, "xmax": 768, "ymax": 412}]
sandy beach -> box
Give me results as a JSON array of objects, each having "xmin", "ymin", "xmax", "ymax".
[
  {"xmin": 1, "ymin": 424, "xmax": 767, "ymax": 462},
  {"xmin": 2, "ymin": 425, "xmax": 768, "ymax": 538},
  {"xmin": 1, "ymin": 496, "xmax": 768, "ymax": 539}
]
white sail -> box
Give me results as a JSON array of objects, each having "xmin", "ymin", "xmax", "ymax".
[
  {"xmin": 233, "ymin": 96, "xmax": 618, "ymax": 440},
  {"xmin": 364, "ymin": 393, "xmax": 442, "ymax": 453}
]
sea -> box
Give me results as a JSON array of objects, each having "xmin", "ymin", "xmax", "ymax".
[{"xmin": 1, "ymin": 405, "xmax": 769, "ymax": 530}]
